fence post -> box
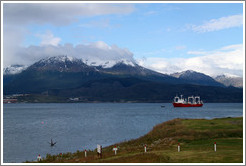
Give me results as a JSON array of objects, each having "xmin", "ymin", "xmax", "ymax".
[
  {"xmin": 214, "ymin": 142, "xmax": 216, "ymax": 152},
  {"xmin": 114, "ymin": 146, "xmax": 117, "ymax": 155}
]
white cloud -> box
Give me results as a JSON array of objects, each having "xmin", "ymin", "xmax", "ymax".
[
  {"xmin": 187, "ymin": 51, "xmax": 207, "ymax": 55},
  {"xmin": 36, "ymin": 31, "xmax": 61, "ymax": 46},
  {"xmin": 6, "ymin": 41, "xmax": 135, "ymax": 67},
  {"xmin": 139, "ymin": 44, "xmax": 244, "ymax": 77},
  {"xmin": 3, "ymin": 3, "xmax": 134, "ymax": 26},
  {"xmin": 3, "ymin": 3, "xmax": 135, "ymax": 67},
  {"xmin": 190, "ymin": 14, "xmax": 243, "ymax": 33},
  {"xmin": 3, "ymin": 24, "xmax": 27, "ymax": 67}
]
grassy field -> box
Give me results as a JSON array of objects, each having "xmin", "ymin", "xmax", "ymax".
[{"xmin": 29, "ymin": 117, "xmax": 243, "ymax": 163}]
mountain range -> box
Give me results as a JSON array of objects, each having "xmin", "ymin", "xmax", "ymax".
[
  {"xmin": 170, "ymin": 70, "xmax": 223, "ymax": 87},
  {"xmin": 3, "ymin": 55, "xmax": 243, "ymax": 103},
  {"xmin": 214, "ymin": 74, "xmax": 243, "ymax": 88}
]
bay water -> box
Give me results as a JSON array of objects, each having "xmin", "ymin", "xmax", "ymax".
[{"xmin": 3, "ymin": 103, "xmax": 243, "ymax": 163}]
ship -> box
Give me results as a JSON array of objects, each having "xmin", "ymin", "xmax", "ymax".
[{"xmin": 173, "ymin": 95, "xmax": 203, "ymax": 107}]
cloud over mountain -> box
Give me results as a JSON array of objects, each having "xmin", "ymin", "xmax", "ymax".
[
  {"xmin": 3, "ymin": 3, "xmax": 135, "ymax": 67},
  {"xmin": 9, "ymin": 41, "xmax": 135, "ymax": 68},
  {"xmin": 3, "ymin": 3, "xmax": 243, "ymax": 78},
  {"xmin": 139, "ymin": 44, "xmax": 243, "ymax": 77}
]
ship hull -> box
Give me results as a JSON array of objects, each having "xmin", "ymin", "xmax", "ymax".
[{"xmin": 173, "ymin": 103, "xmax": 203, "ymax": 107}]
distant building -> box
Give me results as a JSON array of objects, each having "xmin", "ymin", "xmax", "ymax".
[
  {"xmin": 12, "ymin": 94, "xmax": 24, "ymax": 97},
  {"xmin": 3, "ymin": 99, "xmax": 18, "ymax": 103},
  {"xmin": 69, "ymin": 98, "xmax": 79, "ymax": 101}
]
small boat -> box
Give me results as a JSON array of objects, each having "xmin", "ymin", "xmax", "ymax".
[
  {"xmin": 161, "ymin": 105, "xmax": 165, "ymax": 108},
  {"xmin": 173, "ymin": 95, "xmax": 203, "ymax": 107}
]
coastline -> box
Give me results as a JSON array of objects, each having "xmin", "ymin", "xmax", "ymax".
[{"xmin": 27, "ymin": 116, "xmax": 243, "ymax": 163}]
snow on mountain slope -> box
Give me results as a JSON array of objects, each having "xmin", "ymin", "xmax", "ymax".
[
  {"xmin": 35, "ymin": 55, "xmax": 136, "ymax": 68},
  {"xmin": 3, "ymin": 64, "xmax": 28, "ymax": 75},
  {"xmin": 214, "ymin": 74, "xmax": 243, "ymax": 88},
  {"xmin": 38, "ymin": 55, "xmax": 77, "ymax": 63},
  {"xmin": 170, "ymin": 70, "xmax": 224, "ymax": 87},
  {"xmin": 28, "ymin": 55, "xmax": 93, "ymax": 72},
  {"xmin": 84, "ymin": 58, "xmax": 136, "ymax": 68},
  {"xmin": 170, "ymin": 70, "xmax": 196, "ymax": 78},
  {"xmin": 4, "ymin": 56, "xmax": 242, "ymax": 89}
]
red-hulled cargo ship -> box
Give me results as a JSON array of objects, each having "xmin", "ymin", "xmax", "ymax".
[{"xmin": 173, "ymin": 95, "xmax": 203, "ymax": 107}]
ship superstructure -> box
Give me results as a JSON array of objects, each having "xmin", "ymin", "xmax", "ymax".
[{"xmin": 173, "ymin": 95, "xmax": 203, "ymax": 107}]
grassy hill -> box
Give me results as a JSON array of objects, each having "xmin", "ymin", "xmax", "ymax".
[{"xmin": 29, "ymin": 117, "xmax": 243, "ymax": 163}]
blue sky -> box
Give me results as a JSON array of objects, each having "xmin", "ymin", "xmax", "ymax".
[{"xmin": 3, "ymin": 2, "xmax": 244, "ymax": 76}]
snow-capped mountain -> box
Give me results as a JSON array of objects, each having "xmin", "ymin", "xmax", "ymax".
[
  {"xmin": 27, "ymin": 55, "xmax": 137, "ymax": 71},
  {"xmin": 3, "ymin": 55, "xmax": 138, "ymax": 75},
  {"xmin": 3, "ymin": 56, "xmax": 243, "ymax": 103},
  {"xmin": 214, "ymin": 74, "xmax": 243, "ymax": 88},
  {"xmin": 38, "ymin": 55, "xmax": 78, "ymax": 63},
  {"xmin": 3, "ymin": 55, "xmax": 180, "ymax": 95},
  {"xmin": 3, "ymin": 64, "xmax": 28, "ymax": 75},
  {"xmin": 25, "ymin": 55, "xmax": 162, "ymax": 77},
  {"xmin": 84, "ymin": 58, "xmax": 136, "ymax": 68},
  {"xmin": 28, "ymin": 55, "xmax": 93, "ymax": 72},
  {"xmin": 170, "ymin": 70, "xmax": 224, "ymax": 87},
  {"xmin": 4, "ymin": 57, "xmax": 242, "ymax": 89}
]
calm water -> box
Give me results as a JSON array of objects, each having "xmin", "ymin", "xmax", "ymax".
[{"xmin": 3, "ymin": 103, "xmax": 243, "ymax": 163}]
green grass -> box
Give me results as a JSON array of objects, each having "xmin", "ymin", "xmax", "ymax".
[{"xmin": 28, "ymin": 117, "xmax": 243, "ymax": 163}]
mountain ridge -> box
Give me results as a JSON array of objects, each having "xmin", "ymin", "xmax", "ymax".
[
  {"xmin": 170, "ymin": 70, "xmax": 224, "ymax": 87},
  {"xmin": 214, "ymin": 74, "xmax": 243, "ymax": 88},
  {"xmin": 3, "ymin": 55, "xmax": 243, "ymax": 102}
]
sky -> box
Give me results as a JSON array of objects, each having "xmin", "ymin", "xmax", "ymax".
[{"xmin": 2, "ymin": 2, "xmax": 244, "ymax": 77}]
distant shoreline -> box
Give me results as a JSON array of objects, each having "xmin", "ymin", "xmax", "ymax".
[{"xmin": 3, "ymin": 101, "xmax": 244, "ymax": 104}]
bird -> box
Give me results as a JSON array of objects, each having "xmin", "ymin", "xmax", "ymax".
[{"xmin": 48, "ymin": 139, "xmax": 56, "ymax": 147}]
